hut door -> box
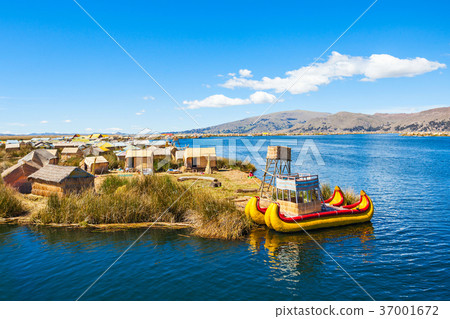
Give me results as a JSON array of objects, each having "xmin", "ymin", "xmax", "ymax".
[
  {"xmin": 192, "ymin": 157, "xmax": 198, "ymax": 168},
  {"xmin": 127, "ymin": 157, "xmax": 133, "ymax": 169}
]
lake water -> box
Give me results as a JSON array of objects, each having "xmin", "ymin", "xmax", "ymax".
[{"xmin": 1, "ymin": 134, "xmax": 449, "ymax": 300}]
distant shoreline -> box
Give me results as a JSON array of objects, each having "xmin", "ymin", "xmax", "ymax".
[{"xmin": 1, "ymin": 131, "xmax": 449, "ymax": 141}]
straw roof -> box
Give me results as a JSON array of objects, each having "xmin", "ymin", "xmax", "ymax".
[
  {"xmin": 115, "ymin": 150, "xmax": 126, "ymax": 157},
  {"xmin": 1, "ymin": 160, "xmax": 41, "ymax": 180},
  {"xmin": 28, "ymin": 164, "xmax": 94, "ymax": 184},
  {"xmin": 54, "ymin": 142, "xmax": 85, "ymax": 148},
  {"xmin": 184, "ymin": 147, "xmax": 216, "ymax": 158},
  {"xmin": 82, "ymin": 146, "xmax": 105, "ymax": 156},
  {"xmin": 124, "ymin": 144, "xmax": 140, "ymax": 151},
  {"xmin": 20, "ymin": 149, "xmax": 57, "ymax": 167},
  {"xmin": 151, "ymin": 146, "xmax": 175, "ymax": 157},
  {"xmin": 148, "ymin": 140, "xmax": 167, "ymax": 147},
  {"xmin": 45, "ymin": 149, "xmax": 58, "ymax": 156},
  {"xmin": 113, "ymin": 142, "xmax": 127, "ymax": 148},
  {"xmin": 125, "ymin": 149, "xmax": 154, "ymax": 158},
  {"xmin": 98, "ymin": 142, "xmax": 114, "ymax": 149},
  {"xmin": 61, "ymin": 147, "xmax": 81, "ymax": 154},
  {"xmin": 83, "ymin": 156, "xmax": 108, "ymax": 166},
  {"xmin": 5, "ymin": 144, "xmax": 20, "ymax": 149}
]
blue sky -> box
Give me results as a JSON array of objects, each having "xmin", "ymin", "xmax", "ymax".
[{"xmin": 0, "ymin": 0, "xmax": 449, "ymax": 134}]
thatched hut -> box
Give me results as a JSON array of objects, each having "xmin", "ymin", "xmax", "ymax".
[
  {"xmin": 115, "ymin": 150, "xmax": 126, "ymax": 162},
  {"xmin": 150, "ymin": 146, "xmax": 177, "ymax": 161},
  {"xmin": 54, "ymin": 142, "xmax": 85, "ymax": 149},
  {"xmin": 1, "ymin": 161, "xmax": 41, "ymax": 193},
  {"xmin": 82, "ymin": 146, "xmax": 106, "ymax": 157},
  {"xmin": 80, "ymin": 156, "xmax": 109, "ymax": 174},
  {"xmin": 61, "ymin": 147, "xmax": 83, "ymax": 160},
  {"xmin": 20, "ymin": 149, "xmax": 58, "ymax": 166},
  {"xmin": 183, "ymin": 147, "xmax": 217, "ymax": 171},
  {"xmin": 125, "ymin": 149, "xmax": 153, "ymax": 171},
  {"xmin": 28, "ymin": 164, "xmax": 94, "ymax": 196},
  {"xmin": 5, "ymin": 144, "xmax": 20, "ymax": 152},
  {"xmin": 33, "ymin": 141, "xmax": 53, "ymax": 149}
]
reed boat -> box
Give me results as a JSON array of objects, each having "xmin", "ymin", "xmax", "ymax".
[
  {"xmin": 246, "ymin": 173, "xmax": 374, "ymax": 233},
  {"xmin": 265, "ymin": 190, "xmax": 374, "ymax": 232},
  {"xmin": 245, "ymin": 185, "xmax": 346, "ymax": 225}
]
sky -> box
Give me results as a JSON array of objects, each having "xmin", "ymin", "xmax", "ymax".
[{"xmin": 0, "ymin": 0, "xmax": 449, "ymax": 134}]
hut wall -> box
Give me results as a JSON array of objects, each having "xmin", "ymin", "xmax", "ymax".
[
  {"xmin": 31, "ymin": 177, "xmax": 94, "ymax": 197},
  {"xmin": 61, "ymin": 177, "xmax": 94, "ymax": 193},
  {"xmin": 9, "ymin": 176, "xmax": 32, "ymax": 194},
  {"xmin": 5, "ymin": 147, "xmax": 20, "ymax": 153},
  {"xmin": 133, "ymin": 157, "xmax": 153, "ymax": 171},
  {"xmin": 2, "ymin": 164, "xmax": 39, "ymax": 194},
  {"xmin": 88, "ymin": 162, "xmax": 109, "ymax": 174},
  {"xmin": 31, "ymin": 182, "xmax": 64, "ymax": 197},
  {"xmin": 185, "ymin": 157, "xmax": 217, "ymax": 169}
]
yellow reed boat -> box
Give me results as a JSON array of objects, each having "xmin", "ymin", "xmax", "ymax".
[{"xmin": 245, "ymin": 174, "xmax": 374, "ymax": 233}]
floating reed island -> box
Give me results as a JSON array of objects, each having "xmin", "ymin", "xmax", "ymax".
[
  {"xmin": 0, "ymin": 137, "xmax": 362, "ymax": 240},
  {"xmin": 0, "ymin": 172, "xmax": 359, "ymax": 240}
]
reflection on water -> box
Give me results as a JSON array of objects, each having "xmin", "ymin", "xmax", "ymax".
[{"xmin": 248, "ymin": 223, "xmax": 375, "ymax": 271}]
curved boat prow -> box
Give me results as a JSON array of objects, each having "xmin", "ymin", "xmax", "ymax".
[
  {"xmin": 245, "ymin": 196, "xmax": 268, "ymax": 225},
  {"xmin": 323, "ymin": 186, "xmax": 345, "ymax": 206}
]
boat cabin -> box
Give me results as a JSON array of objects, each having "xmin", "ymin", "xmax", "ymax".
[{"xmin": 275, "ymin": 174, "xmax": 323, "ymax": 216}]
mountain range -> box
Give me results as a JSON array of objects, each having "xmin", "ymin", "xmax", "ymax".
[{"xmin": 183, "ymin": 107, "xmax": 450, "ymax": 134}]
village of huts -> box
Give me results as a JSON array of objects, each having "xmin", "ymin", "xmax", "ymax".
[{"xmin": 1, "ymin": 133, "xmax": 218, "ymax": 196}]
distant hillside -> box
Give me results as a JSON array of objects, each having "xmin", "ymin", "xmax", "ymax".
[
  {"xmin": 183, "ymin": 107, "xmax": 450, "ymax": 134},
  {"xmin": 184, "ymin": 110, "xmax": 330, "ymax": 134}
]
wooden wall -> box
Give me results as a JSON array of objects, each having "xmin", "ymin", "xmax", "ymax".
[
  {"xmin": 185, "ymin": 157, "xmax": 217, "ymax": 169},
  {"xmin": 31, "ymin": 177, "xmax": 94, "ymax": 197}
]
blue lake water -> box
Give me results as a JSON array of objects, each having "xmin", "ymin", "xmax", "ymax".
[{"xmin": 1, "ymin": 134, "xmax": 449, "ymax": 300}]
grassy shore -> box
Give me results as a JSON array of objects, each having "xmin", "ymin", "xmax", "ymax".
[
  {"xmin": 33, "ymin": 175, "xmax": 251, "ymax": 240},
  {"xmin": 0, "ymin": 181, "xmax": 24, "ymax": 218}
]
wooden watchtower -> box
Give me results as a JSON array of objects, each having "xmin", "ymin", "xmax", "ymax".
[{"xmin": 259, "ymin": 146, "xmax": 291, "ymax": 198}]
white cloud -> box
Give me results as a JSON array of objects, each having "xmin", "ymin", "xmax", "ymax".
[
  {"xmin": 85, "ymin": 128, "xmax": 93, "ymax": 132},
  {"xmin": 228, "ymin": 73, "xmax": 236, "ymax": 77},
  {"xmin": 136, "ymin": 109, "xmax": 146, "ymax": 116},
  {"xmin": 361, "ymin": 54, "xmax": 446, "ymax": 81},
  {"xmin": 239, "ymin": 69, "xmax": 253, "ymax": 78},
  {"xmin": 183, "ymin": 91, "xmax": 278, "ymax": 109},
  {"xmin": 64, "ymin": 120, "xmax": 71, "ymax": 123},
  {"xmin": 143, "ymin": 96, "xmax": 155, "ymax": 100},
  {"xmin": 40, "ymin": 120, "xmax": 48, "ymax": 124},
  {"xmin": 249, "ymin": 91, "xmax": 278, "ymax": 104},
  {"xmin": 202, "ymin": 84, "xmax": 211, "ymax": 88},
  {"xmin": 222, "ymin": 52, "xmax": 446, "ymax": 94}
]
